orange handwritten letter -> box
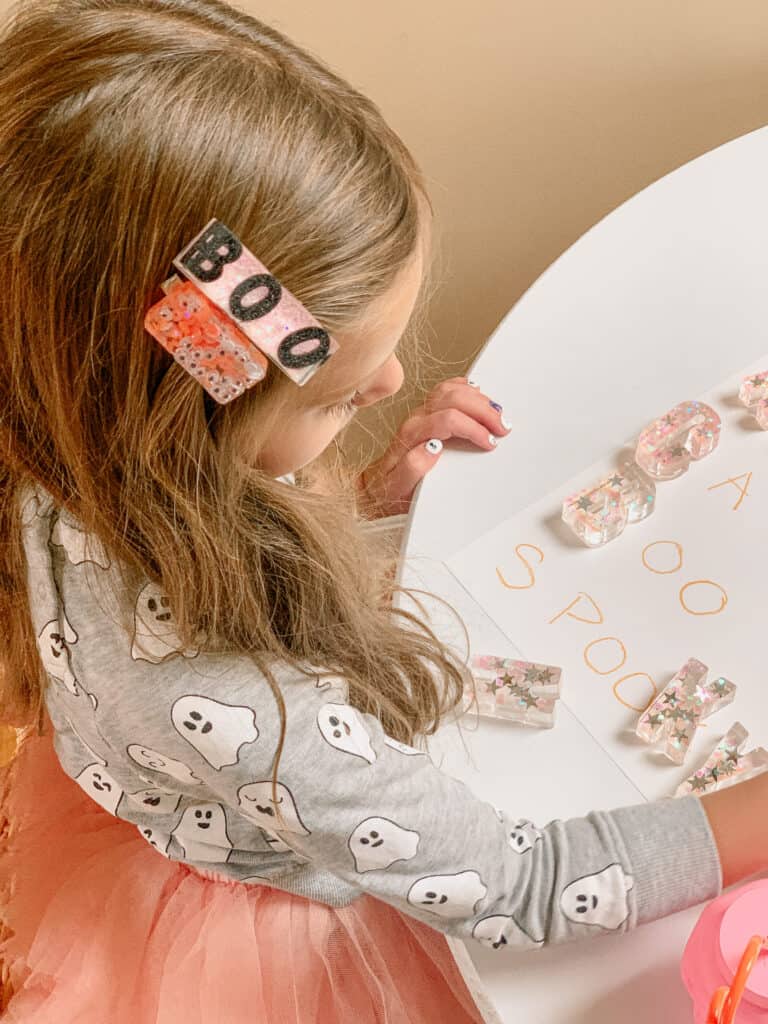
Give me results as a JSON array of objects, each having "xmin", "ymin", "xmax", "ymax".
[
  {"xmin": 612, "ymin": 672, "xmax": 658, "ymax": 713},
  {"xmin": 707, "ymin": 472, "xmax": 752, "ymax": 511},
  {"xmin": 496, "ymin": 544, "xmax": 545, "ymax": 591},
  {"xmin": 641, "ymin": 540, "xmax": 683, "ymax": 575},
  {"xmin": 583, "ymin": 637, "xmax": 628, "ymax": 675},
  {"xmin": 679, "ymin": 580, "xmax": 728, "ymax": 617},
  {"xmin": 549, "ymin": 592, "xmax": 605, "ymax": 626}
]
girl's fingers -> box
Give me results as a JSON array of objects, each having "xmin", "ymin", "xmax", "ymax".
[
  {"xmin": 395, "ymin": 407, "xmax": 501, "ymax": 453},
  {"xmin": 375, "ymin": 439, "xmax": 444, "ymax": 515},
  {"xmin": 424, "ymin": 381, "xmax": 511, "ymax": 437}
]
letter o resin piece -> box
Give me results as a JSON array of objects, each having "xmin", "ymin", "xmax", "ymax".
[
  {"xmin": 635, "ymin": 401, "xmax": 721, "ymax": 480},
  {"xmin": 562, "ymin": 462, "xmax": 655, "ymax": 547}
]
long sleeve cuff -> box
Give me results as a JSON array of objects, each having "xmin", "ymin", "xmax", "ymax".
[{"xmin": 605, "ymin": 795, "xmax": 722, "ymax": 925}]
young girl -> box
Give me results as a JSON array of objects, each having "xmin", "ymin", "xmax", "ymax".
[{"xmin": 1, "ymin": 0, "xmax": 767, "ymax": 1021}]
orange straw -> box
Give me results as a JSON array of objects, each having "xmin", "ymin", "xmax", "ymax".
[{"xmin": 707, "ymin": 935, "xmax": 768, "ymax": 1024}]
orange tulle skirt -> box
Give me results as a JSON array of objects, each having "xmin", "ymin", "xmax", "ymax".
[{"xmin": 0, "ymin": 715, "xmax": 486, "ymax": 1023}]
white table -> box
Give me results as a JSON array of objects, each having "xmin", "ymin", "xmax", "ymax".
[{"xmin": 400, "ymin": 125, "xmax": 768, "ymax": 1024}]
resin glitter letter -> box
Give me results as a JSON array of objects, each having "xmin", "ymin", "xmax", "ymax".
[
  {"xmin": 738, "ymin": 370, "xmax": 768, "ymax": 430},
  {"xmin": 468, "ymin": 655, "xmax": 563, "ymax": 728},
  {"xmin": 561, "ymin": 462, "xmax": 655, "ymax": 547},
  {"xmin": 636, "ymin": 658, "xmax": 736, "ymax": 765},
  {"xmin": 674, "ymin": 722, "xmax": 768, "ymax": 797},
  {"xmin": 635, "ymin": 401, "xmax": 721, "ymax": 480}
]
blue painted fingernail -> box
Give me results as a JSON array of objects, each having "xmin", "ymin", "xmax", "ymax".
[
  {"xmin": 489, "ymin": 401, "xmax": 503, "ymax": 413},
  {"xmin": 425, "ymin": 438, "xmax": 443, "ymax": 455}
]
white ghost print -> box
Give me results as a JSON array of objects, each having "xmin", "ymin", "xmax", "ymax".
[
  {"xmin": 317, "ymin": 703, "xmax": 376, "ymax": 764},
  {"xmin": 560, "ymin": 864, "xmax": 634, "ymax": 930},
  {"xmin": 38, "ymin": 616, "xmax": 80, "ymax": 696},
  {"xmin": 131, "ymin": 582, "xmax": 199, "ymax": 663},
  {"xmin": 382, "ymin": 736, "xmax": 428, "ymax": 758},
  {"xmin": 507, "ymin": 819, "xmax": 543, "ymax": 855},
  {"xmin": 348, "ymin": 816, "xmax": 420, "ymax": 873},
  {"xmin": 127, "ymin": 744, "xmax": 204, "ymax": 786},
  {"xmin": 407, "ymin": 871, "xmax": 487, "ymax": 920},
  {"xmin": 170, "ymin": 695, "xmax": 259, "ymax": 770},
  {"xmin": 172, "ymin": 803, "xmax": 232, "ymax": 863},
  {"xmin": 237, "ymin": 781, "xmax": 311, "ymax": 836},
  {"xmin": 125, "ymin": 787, "xmax": 182, "ymax": 816},
  {"xmin": 75, "ymin": 763, "xmax": 123, "ymax": 815},
  {"xmin": 137, "ymin": 825, "xmax": 171, "ymax": 858},
  {"xmin": 472, "ymin": 915, "xmax": 544, "ymax": 951},
  {"xmin": 51, "ymin": 514, "xmax": 111, "ymax": 569}
]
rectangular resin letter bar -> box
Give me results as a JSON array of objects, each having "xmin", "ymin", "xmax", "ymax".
[{"xmin": 467, "ymin": 655, "xmax": 563, "ymax": 728}]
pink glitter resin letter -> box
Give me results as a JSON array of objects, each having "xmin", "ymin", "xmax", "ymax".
[
  {"xmin": 739, "ymin": 370, "xmax": 768, "ymax": 430},
  {"xmin": 674, "ymin": 721, "xmax": 768, "ymax": 797},
  {"xmin": 562, "ymin": 462, "xmax": 655, "ymax": 547},
  {"xmin": 636, "ymin": 657, "xmax": 736, "ymax": 765},
  {"xmin": 635, "ymin": 401, "xmax": 721, "ymax": 480},
  {"xmin": 467, "ymin": 655, "xmax": 563, "ymax": 728}
]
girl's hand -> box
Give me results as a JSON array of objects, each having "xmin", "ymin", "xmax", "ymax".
[{"xmin": 357, "ymin": 376, "xmax": 511, "ymax": 518}]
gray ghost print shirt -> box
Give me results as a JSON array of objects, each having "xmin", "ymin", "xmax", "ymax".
[{"xmin": 19, "ymin": 481, "xmax": 722, "ymax": 951}]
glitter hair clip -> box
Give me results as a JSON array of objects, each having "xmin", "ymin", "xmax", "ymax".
[{"xmin": 144, "ymin": 218, "xmax": 339, "ymax": 403}]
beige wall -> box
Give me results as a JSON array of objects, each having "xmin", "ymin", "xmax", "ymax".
[{"xmin": 249, "ymin": 0, "xmax": 768, "ymax": 452}]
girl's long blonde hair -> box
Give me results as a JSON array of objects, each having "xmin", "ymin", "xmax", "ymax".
[{"xmin": 0, "ymin": 0, "xmax": 473, "ymax": 806}]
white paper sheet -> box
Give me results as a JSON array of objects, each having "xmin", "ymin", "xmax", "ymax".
[{"xmin": 446, "ymin": 356, "xmax": 768, "ymax": 800}]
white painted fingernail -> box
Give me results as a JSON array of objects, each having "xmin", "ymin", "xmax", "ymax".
[
  {"xmin": 488, "ymin": 434, "xmax": 498, "ymax": 447},
  {"xmin": 425, "ymin": 438, "xmax": 443, "ymax": 455},
  {"xmin": 467, "ymin": 379, "xmax": 480, "ymax": 388},
  {"xmin": 501, "ymin": 416, "xmax": 512, "ymax": 431}
]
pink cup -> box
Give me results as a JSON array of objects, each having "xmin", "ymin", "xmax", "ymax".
[{"xmin": 681, "ymin": 880, "xmax": 768, "ymax": 1022}]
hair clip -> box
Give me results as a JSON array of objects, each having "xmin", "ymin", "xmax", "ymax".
[
  {"xmin": 636, "ymin": 657, "xmax": 736, "ymax": 765},
  {"xmin": 467, "ymin": 654, "xmax": 562, "ymax": 728},
  {"xmin": 739, "ymin": 371, "xmax": 768, "ymax": 430},
  {"xmin": 145, "ymin": 276, "xmax": 268, "ymax": 404},
  {"xmin": 561, "ymin": 462, "xmax": 655, "ymax": 547},
  {"xmin": 674, "ymin": 722, "xmax": 768, "ymax": 798},
  {"xmin": 635, "ymin": 401, "xmax": 721, "ymax": 480},
  {"xmin": 145, "ymin": 218, "xmax": 339, "ymax": 401}
]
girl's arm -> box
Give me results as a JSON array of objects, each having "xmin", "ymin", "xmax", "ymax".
[
  {"xmin": 99, "ymin": 657, "xmax": 726, "ymax": 950},
  {"xmin": 702, "ymin": 773, "xmax": 768, "ymax": 888}
]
